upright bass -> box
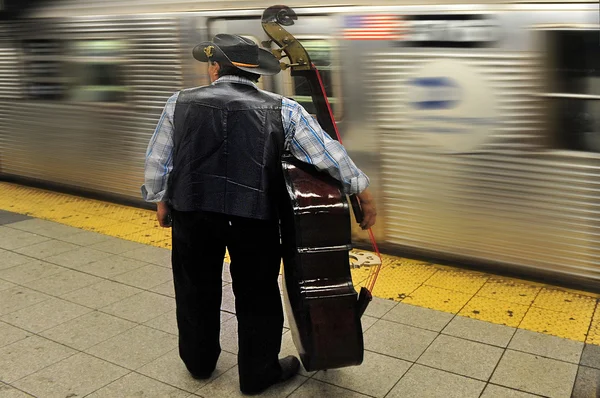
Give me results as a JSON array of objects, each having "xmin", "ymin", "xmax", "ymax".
[{"xmin": 261, "ymin": 5, "xmax": 374, "ymax": 372}]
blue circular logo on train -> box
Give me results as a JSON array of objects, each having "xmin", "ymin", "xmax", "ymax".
[
  {"xmin": 408, "ymin": 77, "xmax": 462, "ymax": 110},
  {"xmin": 406, "ymin": 59, "xmax": 499, "ymax": 153}
]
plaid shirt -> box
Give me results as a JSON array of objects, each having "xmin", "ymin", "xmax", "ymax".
[{"xmin": 142, "ymin": 76, "xmax": 369, "ymax": 202}]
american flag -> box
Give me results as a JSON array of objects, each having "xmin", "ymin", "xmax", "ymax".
[{"xmin": 342, "ymin": 15, "xmax": 405, "ymax": 41}]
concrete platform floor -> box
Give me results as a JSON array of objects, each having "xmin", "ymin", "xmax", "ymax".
[
  {"xmin": 0, "ymin": 212, "xmax": 599, "ymax": 397},
  {"xmin": 1, "ymin": 181, "xmax": 600, "ymax": 397},
  {"xmin": 2, "ymin": 182, "xmax": 600, "ymax": 347}
]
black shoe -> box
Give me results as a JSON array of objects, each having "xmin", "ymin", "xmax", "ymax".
[
  {"xmin": 190, "ymin": 371, "xmax": 212, "ymax": 380},
  {"xmin": 187, "ymin": 365, "xmax": 214, "ymax": 380},
  {"xmin": 241, "ymin": 356, "xmax": 301, "ymax": 395},
  {"xmin": 278, "ymin": 355, "xmax": 300, "ymax": 382}
]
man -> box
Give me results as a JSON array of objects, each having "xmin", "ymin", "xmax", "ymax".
[{"xmin": 142, "ymin": 34, "xmax": 376, "ymax": 395}]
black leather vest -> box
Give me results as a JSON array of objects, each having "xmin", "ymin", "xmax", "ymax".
[{"xmin": 168, "ymin": 81, "xmax": 285, "ymax": 220}]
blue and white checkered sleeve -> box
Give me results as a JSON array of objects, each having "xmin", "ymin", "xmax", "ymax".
[
  {"xmin": 141, "ymin": 92, "xmax": 179, "ymax": 202},
  {"xmin": 281, "ymin": 97, "xmax": 370, "ymax": 195}
]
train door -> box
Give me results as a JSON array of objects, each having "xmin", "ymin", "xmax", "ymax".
[{"xmin": 206, "ymin": 15, "xmax": 342, "ymax": 121}]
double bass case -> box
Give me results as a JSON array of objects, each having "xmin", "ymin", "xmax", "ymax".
[
  {"xmin": 278, "ymin": 154, "xmax": 365, "ymax": 372},
  {"xmin": 263, "ymin": 5, "xmax": 371, "ymax": 372}
]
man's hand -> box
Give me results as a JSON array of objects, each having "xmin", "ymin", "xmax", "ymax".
[
  {"xmin": 357, "ymin": 189, "xmax": 376, "ymax": 230},
  {"xmin": 157, "ymin": 202, "xmax": 171, "ymax": 228}
]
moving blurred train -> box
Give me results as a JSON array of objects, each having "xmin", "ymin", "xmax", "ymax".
[{"xmin": 1, "ymin": 0, "xmax": 599, "ymax": 289}]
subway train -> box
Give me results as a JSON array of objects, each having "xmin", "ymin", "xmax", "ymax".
[{"xmin": 0, "ymin": 0, "xmax": 599, "ymax": 289}]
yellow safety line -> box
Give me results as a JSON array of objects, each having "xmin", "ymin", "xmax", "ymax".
[{"xmin": 1, "ymin": 181, "xmax": 599, "ymax": 345}]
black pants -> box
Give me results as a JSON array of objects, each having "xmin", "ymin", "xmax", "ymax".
[{"xmin": 171, "ymin": 210, "xmax": 284, "ymax": 392}]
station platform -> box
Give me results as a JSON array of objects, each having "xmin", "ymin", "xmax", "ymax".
[{"xmin": 0, "ymin": 181, "xmax": 599, "ymax": 397}]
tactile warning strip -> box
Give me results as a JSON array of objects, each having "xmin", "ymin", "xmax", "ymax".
[{"xmin": 2, "ymin": 181, "xmax": 600, "ymax": 344}]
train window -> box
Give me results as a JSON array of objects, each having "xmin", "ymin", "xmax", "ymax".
[
  {"xmin": 67, "ymin": 39, "xmax": 127, "ymax": 102},
  {"xmin": 22, "ymin": 39, "xmax": 66, "ymax": 100},
  {"xmin": 283, "ymin": 39, "xmax": 341, "ymax": 119},
  {"xmin": 547, "ymin": 30, "xmax": 600, "ymax": 152}
]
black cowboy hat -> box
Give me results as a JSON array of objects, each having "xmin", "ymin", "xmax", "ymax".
[{"xmin": 193, "ymin": 34, "xmax": 281, "ymax": 76}]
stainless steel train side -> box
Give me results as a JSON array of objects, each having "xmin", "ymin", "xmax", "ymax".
[{"xmin": 1, "ymin": 1, "xmax": 599, "ymax": 288}]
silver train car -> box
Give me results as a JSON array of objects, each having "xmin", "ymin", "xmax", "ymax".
[{"xmin": 1, "ymin": 0, "xmax": 599, "ymax": 288}]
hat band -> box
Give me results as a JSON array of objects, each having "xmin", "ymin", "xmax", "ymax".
[{"xmin": 231, "ymin": 61, "xmax": 259, "ymax": 68}]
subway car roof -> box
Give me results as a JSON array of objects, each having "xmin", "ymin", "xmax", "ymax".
[{"xmin": 24, "ymin": 0, "xmax": 600, "ymax": 18}]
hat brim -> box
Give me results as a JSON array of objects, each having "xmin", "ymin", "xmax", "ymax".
[{"xmin": 192, "ymin": 41, "xmax": 281, "ymax": 76}]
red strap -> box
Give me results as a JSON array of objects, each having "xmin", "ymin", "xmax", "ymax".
[
  {"xmin": 365, "ymin": 228, "xmax": 383, "ymax": 292},
  {"xmin": 313, "ymin": 63, "xmax": 383, "ymax": 293}
]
